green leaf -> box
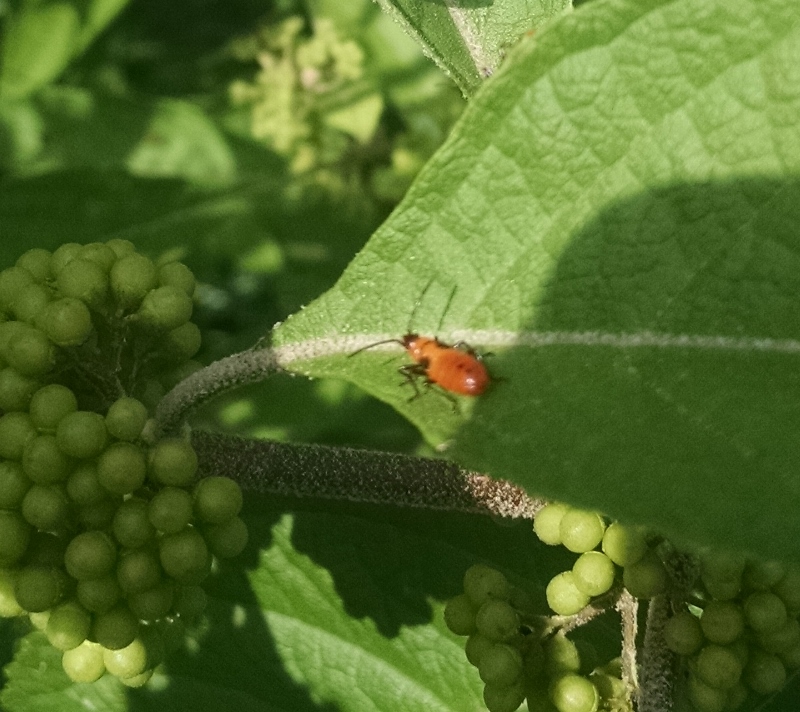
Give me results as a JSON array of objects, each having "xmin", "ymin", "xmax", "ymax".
[
  {"xmin": 0, "ymin": 0, "xmax": 131, "ymax": 100},
  {"xmin": 1, "ymin": 502, "xmax": 566, "ymax": 711},
  {"xmin": 374, "ymin": 0, "xmax": 572, "ymax": 95},
  {"xmin": 274, "ymin": 0, "xmax": 800, "ymax": 560},
  {"xmin": 0, "ymin": 2, "xmax": 81, "ymax": 100}
]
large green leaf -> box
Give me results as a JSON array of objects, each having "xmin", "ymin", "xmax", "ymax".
[
  {"xmin": 274, "ymin": 0, "xmax": 800, "ymax": 560},
  {"xmin": 374, "ymin": 0, "xmax": 572, "ymax": 95}
]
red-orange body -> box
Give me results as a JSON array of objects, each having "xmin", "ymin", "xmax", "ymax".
[{"xmin": 399, "ymin": 333, "xmax": 490, "ymax": 396}]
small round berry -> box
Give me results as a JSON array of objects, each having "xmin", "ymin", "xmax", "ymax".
[
  {"xmin": 483, "ymin": 681, "xmax": 526, "ymax": 712},
  {"xmin": 444, "ymin": 594, "xmax": 476, "ymax": 636},
  {"xmin": 56, "ymin": 258, "xmax": 108, "ymax": 307},
  {"xmin": 158, "ymin": 261, "xmax": 196, "ymax": 296},
  {"xmin": 137, "ymin": 286, "xmax": 193, "ymax": 330},
  {"xmin": 56, "ymin": 411, "xmax": 108, "ymax": 459},
  {"xmin": 193, "ymin": 476, "xmax": 243, "ymax": 524},
  {"xmin": 743, "ymin": 591, "xmax": 787, "ymax": 633},
  {"xmin": 622, "ymin": 553, "xmax": 667, "ymax": 599},
  {"xmin": 66, "ymin": 463, "xmax": 105, "ymax": 506},
  {"xmin": 46, "ymin": 600, "xmax": 91, "ymax": 651},
  {"xmin": 475, "ymin": 599, "xmax": 519, "ymax": 642},
  {"xmin": 572, "ymin": 552, "xmax": 616, "ymax": 597},
  {"xmin": 29, "ymin": 384, "xmax": 78, "ymax": 432},
  {"xmin": 148, "ymin": 438, "xmax": 198, "ymax": 487},
  {"xmin": 61, "ymin": 641, "xmax": 106, "ymax": 683},
  {"xmin": 0, "ymin": 366, "xmax": 39, "ymax": 411},
  {"xmin": 116, "ymin": 548, "xmax": 162, "ymax": 594},
  {"xmin": 546, "ymin": 572, "xmax": 590, "ymax": 616},
  {"xmin": 601, "ymin": 522, "xmax": 648, "ymax": 566},
  {"xmin": 743, "ymin": 650, "xmax": 787, "ymax": 695},
  {"xmin": 21, "ymin": 484, "xmax": 70, "ymax": 530},
  {"xmin": 663, "ymin": 610, "xmax": 703, "ymax": 656},
  {"xmin": 40, "ymin": 297, "xmax": 93, "ymax": 346},
  {"xmin": 79, "ymin": 243, "xmax": 117, "ymax": 271},
  {"xmin": 97, "ymin": 442, "xmax": 147, "ymax": 495},
  {"xmin": 544, "ymin": 635, "xmax": 581, "ymax": 677},
  {"xmin": 127, "ymin": 580, "xmax": 175, "ymax": 621},
  {"xmin": 700, "ymin": 601, "xmax": 744, "ymax": 645},
  {"xmin": 23, "ymin": 435, "xmax": 72, "ymax": 484},
  {"xmin": 91, "ymin": 604, "xmax": 139, "ymax": 650},
  {"xmin": 549, "ymin": 673, "xmax": 599, "ymax": 712},
  {"xmin": 14, "ymin": 566, "xmax": 66, "ymax": 612},
  {"xmin": 65, "ymin": 531, "xmax": 117, "ymax": 581},
  {"xmin": 0, "ymin": 412, "xmax": 37, "ymax": 459},
  {"xmin": 5, "ymin": 327, "xmax": 53, "ymax": 376},
  {"xmin": 105, "ymin": 397, "xmax": 148, "ymax": 441},
  {"xmin": 559, "ymin": 509, "xmax": 606, "ymax": 554},
  {"xmin": 204, "ymin": 516, "xmax": 249, "ymax": 558},
  {"xmin": 743, "ymin": 559, "xmax": 786, "ymax": 591},
  {"xmin": 533, "ymin": 502, "xmax": 569, "ymax": 545},
  {"xmin": 479, "ymin": 643, "xmax": 523, "ymax": 686},
  {"xmin": 103, "ymin": 636, "xmax": 150, "ymax": 679},
  {"xmin": 160, "ymin": 322, "xmax": 202, "ymax": 362},
  {"xmin": 112, "ymin": 497, "xmax": 156, "ymax": 549},
  {"xmin": 687, "ymin": 674, "xmax": 727, "ymax": 712},
  {"xmin": 148, "ymin": 486, "xmax": 193, "ymax": 534},
  {"xmin": 0, "ymin": 511, "xmax": 32, "ymax": 566},
  {"xmin": 76, "ymin": 575, "xmax": 123, "ymax": 613},
  {"xmin": 695, "ymin": 644, "xmax": 743, "ymax": 689},
  {"xmin": 465, "ymin": 633, "xmax": 494, "ymax": 667},
  {"xmin": 159, "ymin": 527, "xmax": 210, "ymax": 584},
  {"xmin": 110, "ymin": 253, "xmax": 158, "ymax": 309},
  {"xmin": 16, "ymin": 249, "xmax": 52, "ymax": 282},
  {"xmin": 50, "ymin": 243, "xmax": 82, "ymax": 275},
  {"xmin": 463, "ymin": 564, "xmax": 511, "ymax": 607},
  {"xmin": 0, "ymin": 460, "xmax": 32, "ymax": 509}
]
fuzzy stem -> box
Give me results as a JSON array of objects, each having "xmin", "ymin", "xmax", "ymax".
[
  {"xmin": 616, "ymin": 589, "xmax": 639, "ymax": 708},
  {"xmin": 154, "ymin": 348, "xmax": 281, "ymax": 437},
  {"xmin": 637, "ymin": 594, "xmax": 674, "ymax": 712},
  {"xmin": 191, "ymin": 430, "xmax": 544, "ymax": 519}
]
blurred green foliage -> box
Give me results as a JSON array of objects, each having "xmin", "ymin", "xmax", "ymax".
[{"xmin": 0, "ymin": 0, "xmax": 466, "ymax": 454}]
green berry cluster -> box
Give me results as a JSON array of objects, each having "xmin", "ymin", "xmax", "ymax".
[
  {"xmin": 534, "ymin": 503, "xmax": 660, "ymax": 616},
  {"xmin": 663, "ymin": 552, "xmax": 800, "ymax": 712},
  {"xmin": 0, "ymin": 241, "xmax": 247, "ymax": 686},
  {"xmin": 444, "ymin": 565, "xmax": 627, "ymax": 712}
]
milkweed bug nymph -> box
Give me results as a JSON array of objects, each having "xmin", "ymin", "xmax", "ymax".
[{"xmin": 349, "ymin": 282, "xmax": 492, "ymax": 399}]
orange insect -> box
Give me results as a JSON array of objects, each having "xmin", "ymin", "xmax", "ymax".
[{"xmin": 349, "ymin": 284, "xmax": 491, "ymax": 399}]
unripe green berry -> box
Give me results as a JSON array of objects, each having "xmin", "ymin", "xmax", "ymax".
[
  {"xmin": 700, "ymin": 601, "xmax": 744, "ymax": 645},
  {"xmin": 161, "ymin": 322, "xmax": 202, "ymax": 362},
  {"xmin": 743, "ymin": 650, "xmax": 786, "ymax": 695},
  {"xmin": 544, "ymin": 635, "xmax": 581, "ymax": 677},
  {"xmin": 76, "ymin": 575, "xmax": 123, "ymax": 613},
  {"xmin": 56, "ymin": 411, "xmax": 108, "ymax": 459},
  {"xmin": 159, "ymin": 527, "xmax": 210, "ymax": 584},
  {"xmin": 97, "ymin": 442, "xmax": 147, "ymax": 495},
  {"xmin": 29, "ymin": 384, "xmax": 78, "ymax": 432},
  {"xmin": 601, "ymin": 522, "xmax": 648, "ymax": 566},
  {"xmin": 0, "ymin": 366, "xmax": 39, "ymax": 411},
  {"xmin": 103, "ymin": 636, "xmax": 150, "ymax": 678},
  {"xmin": 57, "ymin": 258, "xmax": 108, "ymax": 306},
  {"xmin": 0, "ymin": 511, "xmax": 32, "ymax": 566},
  {"xmin": 572, "ymin": 552, "xmax": 616, "ymax": 597},
  {"xmin": 148, "ymin": 486, "xmax": 193, "ymax": 534},
  {"xmin": 204, "ymin": 516, "xmax": 249, "ymax": 558},
  {"xmin": 112, "ymin": 497, "xmax": 156, "ymax": 549},
  {"xmin": 158, "ymin": 261, "xmax": 196, "ymax": 296},
  {"xmin": 14, "ymin": 566, "xmax": 66, "ymax": 612},
  {"xmin": 16, "ymin": 248, "xmax": 52, "ymax": 282},
  {"xmin": 91, "ymin": 604, "xmax": 139, "ymax": 650},
  {"xmin": 622, "ymin": 553, "xmax": 667, "ymax": 599},
  {"xmin": 50, "ymin": 243, "xmax": 82, "ymax": 275},
  {"xmin": 695, "ymin": 644, "xmax": 742, "ymax": 689},
  {"xmin": 61, "ymin": 640, "xmax": 106, "ymax": 683},
  {"xmin": 0, "ymin": 267, "xmax": 35, "ymax": 311},
  {"xmin": 0, "ymin": 460, "xmax": 32, "ymax": 509},
  {"xmin": 193, "ymin": 476, "xmax": 243, "ymax": 524},
  {"xmin": 127, "ymin": 579, "xmax": 175, "ymax": 621},
  {"xmin": 105, "ymin": 397, "xmax": 148, "ymax": 441},
  {"xmin": 105, "ymin": 239, "xmax": 136, "ymax": 258},
  {"xmin": 465, "ymin": 632, "xmax": 494, "ymax": 666},
  {"xmin": 137, "ymin": 286, "xmax": 193, "ymax": 330},
  {"xmin": 663, "ymin": 610, "xmax": 703, "ymax": 656},
  {"xmin": 23, "ymin": 435, "xmax": 72, "ymax": 484},
  {"xmin": 117, "ymin": 548, "xmax": 162, "ymax": 594},
  {"xmin": 65, "ymin": 531, "xmax": 117, "ymax": 581},
  {"xmin": 475, "ymin": 599, "xmax": 519, "ymax": 642},
  {"xmin": 483, "ymin": 681, "xmax": 526, "ymax": 712},
  {"xmin": 463, "ymin": 564, "xmax": 510, "ymax": 607},
  {"xmin": 66, "ymin": 463, "xmax": 105, "ymax": 506},
  {"xmin": 546, "ymin": 571, "xmax": 590, "ymax": 616},
  {"xmin": 148, "ymin": 438, "xmax": 198, "ymax": 487},
  {"xmin": 79, "ymin": 243, "xmax": 117, "ymax": 271},
  {"xmin": 444, "ymin": 593, "xmax": 476, "ymax": 636},
  {"xmin": 5, "ymin": 327, "xmax": 53, "ymax": 376},
  {"xmin": 534, "ymin": 502, "xmax": 569, "ymax": 545},
  {"xmin": 21, "ymin": 484, "xmax": 70, "ymax": 530},
  {"xmin": 773, "ymin": 565, "xmax": 800, "ymax": 613},
  {"xmin": 110, "ymin": 253, "xmax": 158, "ymax": 309},
  {"xmin": 758, "ymin": 617, "xmax": 800, "ymax": 654},
  {"xmin": 479, "ymin": 643, "xmax": 523, "ymax": 687},
  {"xmin": 46, "ymin": 600, "xmax": 91, "ymax": 651},
  {"xmin": 744, "ymin": 591, "xmax": 787, "ymax": 633},
  {"xmin": 0, "ymin": 412, "xmax": 37, "ymax": 459},
  {"xmin": 12, "ymin": 283, "xmax": 51, "ymax": 323},
  {"xmin": 40, "ymin": 297, "xmax": 93, "ymax": 346},
  {"xmin": 687, "ymin": 674, "xmax": 727, "ymax": 712},
  {"xmin": 743, "ymin": 559, "xmax": 786, "ymax": 591},
  {"xmin": 549, "ymin": 673, "xmax": 599, "ymax": 712},
  {"xmin": 559, "ymin": 509, "xmax": 606, "ymax": 554}
]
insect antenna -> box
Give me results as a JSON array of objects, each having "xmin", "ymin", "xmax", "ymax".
[{"xmin": 347, "ymin": 338, "xmax": 404, "ymax": 358}]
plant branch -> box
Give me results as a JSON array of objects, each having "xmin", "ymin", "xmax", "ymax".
[
  {"xmin": 191, "ymin": 430, "xmax": 544, "ymax": 519},
  {"xmin": 637, "ymin": 594, "xmax": 674, "ymax": 712}
]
